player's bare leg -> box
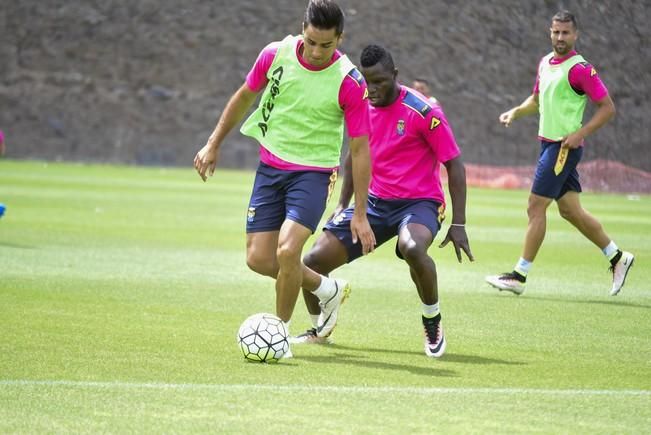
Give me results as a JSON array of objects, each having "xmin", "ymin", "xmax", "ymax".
[
  {"xmin": 486, "ymin": 193, "xmax": 552, "ymax": 294},
  {"xmin": 522, "ymin": 193, "xmax": 553, "ymax": 262},
  {"xmin": 246, "ymin": 231, "xmax": 280, "ymax": 278},
  {"xmin": 558, "ymin": 191, "xmax": 634, "ymax": 295},
  {"xmin": 557, "ymin": 191, "xmax": 609, "ymax": 248},
  {"xmin": 398, "ymin": 223, "xmax": 445, "ymax": 357},
  {"xmin": 294, "ymin": 231, "xmax": 349, "ymax": 343},
  {"xmin": 275, "ymin": 220, "xmax": 313, "ymax": 322}
]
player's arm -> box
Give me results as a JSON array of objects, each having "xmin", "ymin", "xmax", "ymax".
[
  {"xmin": 562, "ymin": 94, "xmax": 615, "ymax": 149},
  {"xmin": 499, "ymin": 93, "xmax": 539, "ymax": 127},
  {"xmin": 348, "ymin": 135, "xmax": 376, "ymax": 254},
  {"xmin": 194, "ymin": 83, "xmax": 260, "ymax": 181},
  {"xmin": 335, "ymin": 149, "xmax": 354, "ymax": 211},
  {"xmin": 439, "ymin": 156, "xmax": 474, "ymax": 262}
]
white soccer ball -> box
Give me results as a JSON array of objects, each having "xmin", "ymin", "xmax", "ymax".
[{"xmin": 237, "ymin": 313, "xmax": 289, "ymax": 362}]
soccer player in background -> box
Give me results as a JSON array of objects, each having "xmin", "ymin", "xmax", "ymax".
[
  {"xmin": 412, "ymin": 78, "xmax": 438, "ymax": 104},
  {"xmin": 193, "ymin": 0, "xmax": 376, "ymax": 352},
  {"xmin": 294, "ymin": 44, "xmax": 473, "ymax": 358},
  {"xmin": 485, "ymin": 11, "xmax": 634, "ymax": 296}
]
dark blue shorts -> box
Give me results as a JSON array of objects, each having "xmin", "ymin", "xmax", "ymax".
[
  {"xmin": 246, "ymin": 162, "xmax": 335, "ymax": 233},
  {"xmin": 531, "ymin": 140, "xmax": 583, "ymax": 200},
  {"xmin": 324, "ymin": 195, "xmax": 444, "ymax": 262}
]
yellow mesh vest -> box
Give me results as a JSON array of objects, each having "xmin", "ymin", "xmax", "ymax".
[{"xmin": 241, "ymin": 35, "xmax": 355, "ymax": 168}]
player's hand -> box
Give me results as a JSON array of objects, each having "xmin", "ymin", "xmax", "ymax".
[
  {"xmin": 439, "ymin": 225, "xmax": 474, "ymax": 263},
  {"xmin": 350, "ymin": 212, "xmax": 376, "ymax": 255},
  {"xmin": 561, "ymin": 131, "xmax": 584, "ymax": 149},
  {"xmin": 194, "ymin": 143, "xmax": 220, "ymax": 182},
  {"xmin": 499, "ymin": 109, "xmax": 517, "ymax": 127}
]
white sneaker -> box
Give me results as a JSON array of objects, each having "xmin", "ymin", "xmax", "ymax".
[
  {"xmin": 281, "ymin": 346, "xmax": 293, "ymax": 359},
  {"xmin": 289, "ymin": 328, "xmax": 332, "ymax": 345},
  {"xmin": 423, "ymin": 314, "xmax": 446, "ymax": 358},
  {"xmin": 485, "ymin": 272, "xmax": 526, "ymax": 295},
  {"xmin": 610, "ymin": 251, "xmax": 634, "ymax": 296},
  {"xmin": 316, "ymin": 278, "xmax": 351, "ymax": 338}
]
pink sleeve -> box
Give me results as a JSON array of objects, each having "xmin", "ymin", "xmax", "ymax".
[
  {"xmin": 568, "ymin": 63, "xmax": 609, "ymax": 102},
  {"xmin": 338, "ymin": 76, "xmax": 370, "ymax": 138},
  {"xmin": 423, "ymin": 107, "xmax": 461, "ymax": 163},
  {"xmin": 245, "ymin": 42, "xmax": 281, "ymax": 92}
]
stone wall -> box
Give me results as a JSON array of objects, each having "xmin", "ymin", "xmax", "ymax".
[{"xmin": 1, "ymin": 0, "xmax": 649, "ymax": 170}]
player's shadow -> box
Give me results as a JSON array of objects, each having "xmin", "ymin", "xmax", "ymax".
[
  {"xmin": 329, "ymin": 344, "xmax": 523, "ymax": 366},
  {"xmin": 0, "ymin": 241, "xmax": 35, "ymax": 249},
  {"xmin": 524, "ymin": 295, "xmax": 651, "ymax": 310},
  {"xmin": 295, "ymin": 352, "xmax": 457, "ymax": 378}
]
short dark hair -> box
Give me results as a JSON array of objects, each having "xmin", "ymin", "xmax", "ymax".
[
  {"xmin": 552, "ymin": 10, "xmax": 578, "ymax": 29},
  {"xmin": 360, "ymin": 44, "xmax": 395, "ymax": 71},
  {"xmin": 304, "ymin": 0, "xmax": 345, "ymax": 35}
]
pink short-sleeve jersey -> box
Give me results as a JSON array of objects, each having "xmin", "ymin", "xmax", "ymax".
[
  {"xmin": 368, "ymin": 86, "xmax": 461, "ymax": 204},
  {"xmin": 245, "ymin": 39, "xmax": 370, "ymax": 172},
  {"xmin": 533, "ymin": 50, "xmax": 609, "ymax": 102}
]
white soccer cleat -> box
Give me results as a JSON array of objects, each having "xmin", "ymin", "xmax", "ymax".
[
  {"xmin": 281, "ymin": 346, "xmax": 293, "ymax": 359},
  {"xmin": 289, "ymin": 328, "xmax": 332, "ymax": 345},
  {"xmin": 485, "ymin": 272, "xmax": 526, "ymax": 295},
  {"xmin": 316, "ymin": 278, "xmax": 351, "ymax": 338},
  {"xmin": 423, "ymin": 314, "xmax": 446, "ymax": 358},
  {"xmin": 610, "ymin": 251, "xmax": 634, "ymax": 296}
]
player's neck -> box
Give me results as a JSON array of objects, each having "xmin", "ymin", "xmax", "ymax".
[
  {"xmin": 552, "ymin": 49, "xmax": 577, "ymax": 61},
  {"xmin": 386, "ymin": 83, "xmax": 401, "ymax": 105}
]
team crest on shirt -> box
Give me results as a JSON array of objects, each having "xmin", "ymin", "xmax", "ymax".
[
  {"xmin": 396, "ymin": 119, "xmax": 405, "ymax": 136},
  {"xmin": 247, "ymin": 207, "xmax": 256, "ymax": 223}
]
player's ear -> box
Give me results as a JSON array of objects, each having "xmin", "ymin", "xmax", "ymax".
[
  {"xmin": 337, "ymin": 31, "xmax": 344, "ymax": 46},
  {"xmin": 393, "ymin": 68, "xmax": 399, "ymax": 80}
]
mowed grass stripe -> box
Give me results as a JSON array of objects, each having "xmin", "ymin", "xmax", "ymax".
[{"xmin": 2, "ymin": 379, "xmax": 650, "ymax": 396}]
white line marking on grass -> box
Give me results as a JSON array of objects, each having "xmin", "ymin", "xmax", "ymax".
[{"xmin": 1, "ymin": 380, "xmax": 650, "ymax": 396}]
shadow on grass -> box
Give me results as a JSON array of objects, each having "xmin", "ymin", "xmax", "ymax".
[
  {"xmin": 290, "ymin": 343, "xmax": 524, "ymax": 375},
  {"xmin": 294, "ymin": 352, "xmax": 457, "ymax": 377},
  {"xmin": 524, "ymin": 295, "xmax": 651, "ymax": 309},
  {"xmin": 328, "ymin": 344, "xmax": 523, "ymax": 366},
  {"xmin": 0, "ymin": 241, "xmax": 36, "ymax": 249}
]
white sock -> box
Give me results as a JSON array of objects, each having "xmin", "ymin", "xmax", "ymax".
[
  {"xmin": 514, "ymin": 257, "xmax": 532, "ymax": 276},
  {"xmin": 283, "ymin": 320, "xmax": 291, "ymax": 335},
  {"xmin": 602, "ymin": 241, "xmax": 619, "ymax": 259},
  {"xmin": 310, "ymin": 314, "xmax": 319, "ymax": 329},
  {"xmin": 422, "ymin": 302, "xmax": 440, "ymax": 318},
  {"xmin": 311, "ymin": 275, "xmax": 335, "ymax": 300}
]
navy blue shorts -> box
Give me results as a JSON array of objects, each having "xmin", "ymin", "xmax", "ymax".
[
  {"xmin": 246, "ymin": 163, "xmax": 335, "ymax": 233},
  {"xmin": 324, "ymin": 195, "xmax": 444, "ymax": 262},
  {"xmin": 531, "ymin": 140, "xmax": 583, "ymax": 200}
]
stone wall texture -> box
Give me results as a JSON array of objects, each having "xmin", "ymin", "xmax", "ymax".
[{"xmin": 1, "ymin": 1, "xmax": 650, "ymax": 170}]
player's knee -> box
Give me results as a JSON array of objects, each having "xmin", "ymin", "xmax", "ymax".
[
  {"xmin": 246, "ymin": 251, "xmax": 276, "ymax": 277},
  {"xmin": 302, "ymin": 248, "xmax": 319, "ymax": 270},
  {"xmin": 399, "ymin": 241, "xmax": 428, "ymax": 263},
  {"xmin": 526, "ymin": 202, "xmax": 546, "ymax": 220},
  {"xmin": 276, "ymin": 242, "xmax": 301, "ymax": 265},
  {"xmin": 558, "ymin": 205, "xmax": 578, "ymax": 222}
]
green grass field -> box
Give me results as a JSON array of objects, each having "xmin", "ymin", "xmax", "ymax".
[{"xmin": 1, "ymin": 160, "xmax": 649, "ymax": 433}]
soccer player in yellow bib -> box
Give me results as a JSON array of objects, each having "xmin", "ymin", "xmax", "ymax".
[
  {"xmin": 485, "ymin": 10, "xmax": 634, "ymax": 296},
  {"xmin": 194, "ymin": 0, "xmax": 376, "ymax": 355}
]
